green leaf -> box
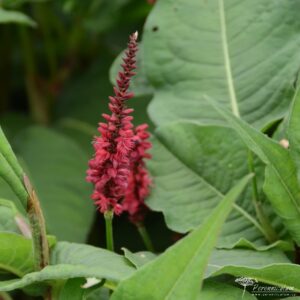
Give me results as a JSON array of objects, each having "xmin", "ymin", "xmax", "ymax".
[
  {"xmin": 122, "ymin": 248, "xmax": 157, "ymax": 268},
  {"xmin": 0, "ymin": 8, "xmax": 36, "ymax": 26},
  {"xmin": 0, "ymin": 178, "xmax": 23, "ymax": 213},
  {"xmin": 217, "ymin": 238, "xmax": 293, "ymax": 252},
  {"xmin": 0, "ymin": 198, "xmax": 28, "ymax": 234},
  {"xmin": 147, "ymin": 123, "xmax": 275, "ymax": 246},
  {"xmin": 86, "ymin": 286, "xmax": 110, "ymax": 300},
  {"xmin": 211, "ymin": 264, "xmax": 300, "ymax": 292},
  {"xmin": 111, "ymin": 175, "xmax": 251, "ymax": 300},
  {"xmin": 0, "ymin": 125, "xmax": 28, "ymax": 207},
  {"xmin": 199, "ymin": 281, "xmax": 256, "ymax": 300},
  {"xmin": 13, "ymin": 126, "xmax": 95, "ymax": 242},
  {"xmin": 206, "ymin": 248, "xmax": 290, "ymax": 278},
  {"xmin": 143, "ymin": 0, "xmax": 300, "ymax": 128},
  {"xmin": 209, "ymin": 99, "xmax": 300, "ymax": 245},
  {"xmin": 0, "ymin": 152, "xmax": 27, "ymax": 207},
  {"xmin": 0, "ymin": 242, "xmax": 135, "ymax": 292},
  {"xmin": 288, "ymin": 87, "xmax": 300, "ymax": 179},
  {"xmin": 109, "ymin": 44, "xmax": 154, "ymax": 98},
  {"xmin": 57, "ymin": 278, "xmax": 86, "ymax": 300},
  {"xmin": 0, "ymin": 232, "xmax": 34, "ymax": 277}
]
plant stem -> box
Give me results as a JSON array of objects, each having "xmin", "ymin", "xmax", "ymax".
[
  {"xmin": 24, "ymin": 175, "xmax": 49, "ymax": 270},
  {"xmin": 19, "ymin": 26, "xmax": 49, "ymax": 124},
  {"xmin": 34, "ymin": 3, "xmax": 57, "ymax": 78},
  {"xmin": 104, "ymin": 210, "xmax": 114, "ymax": 252},
  {"xmin": 137, "ymin": 224, "xmax": 154, "ymax": 252},
  {"xmin": 247, "ymin": 151, "xmax": 279, "ymax": 243}
]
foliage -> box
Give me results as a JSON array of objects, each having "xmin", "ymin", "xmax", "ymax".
[{"xmin": 1, "ymin": 0, "xmax": 300, "ymax": 299}]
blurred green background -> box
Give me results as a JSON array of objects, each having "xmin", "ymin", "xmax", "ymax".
[{"xmin": 0, "ymin": 0, "xmax": 173, "ymax": 254}]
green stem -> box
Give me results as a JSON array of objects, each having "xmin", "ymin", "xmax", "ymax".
[
  {"xmin": 24, "ymin": 175, "xmax": 49, "ymax": 270},
  {"xmin": 104, "ymin": 210, "xmax": 114, "ymax": 252},
  {"xmin": 34, "ymin": 3, "xmax": 57, "ymax": 78},
  {"xmin": 0, "ymin": 26, "xmax": 11, "ymax": 113},
  {"xmin": 247, "ymin": 151, "xmax": 279, "ymax": 243},
  {"xmin": 19, "ymin": 26, "xmax": 49, "ymax": 124},
  {"xmin": 137, "ymin": 224, "xmax": 154, "ymax": 252}
]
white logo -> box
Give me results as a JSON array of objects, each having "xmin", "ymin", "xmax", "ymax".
[{"xmin": 235, "ymin": 277, "xmax": 258, "ymax": 298}]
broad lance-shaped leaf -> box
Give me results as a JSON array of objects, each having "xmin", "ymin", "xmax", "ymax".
[
  {"xmin": 143, "ymin": 0, "xmax": 300, "ymax": 128},
  {"xmin": 209, "ymin": 98, "xmax": 300, "ymax": 245},
  {"xmin": 0, "ymin": 242, "xmax": 135, "ymax": 292},
  {"xmin": 288, "ymin": 87, "xmax": 300, "ymax": 179},
  {"xmin": 147, "ymin": 123, "xmax": 284, "ymax": 246},
  {"xmin": 111, "ymin": 175, "xmax": 252, "ymax": 300}
]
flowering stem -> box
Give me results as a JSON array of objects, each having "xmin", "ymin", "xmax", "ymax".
[
  {"xmin": 24, "ymin": 175, "xmax": 49, "ymax": 270},
  {"xmin": 137, "ymin": 224, "xmax": 154, "ymax": 252},
  {"xmin": 104, "ymin": 210, "xmax": 114, "ymax": 252},
  {"xmin": 247, "ymin": 150, "xmax": 278, "ymax": 243}
]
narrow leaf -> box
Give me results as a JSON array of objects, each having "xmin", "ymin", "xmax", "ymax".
[
  {"xmin": 209, "ymin": 98, "xmax": 300, "ymax": 245},
  {"xmin": 211, "ymin": 264, "xmax": 300, "ymax": 292},
  {"xmin": 288, "ymin": 87, "xmax": 300, "ymax": 178},
  {"xmin": 111, "ymin": 175, "xmax": 252, "ymax": 300},
  {"xmin": 0, "ymin": 152, "xmax": 27, "ymax": 206}
]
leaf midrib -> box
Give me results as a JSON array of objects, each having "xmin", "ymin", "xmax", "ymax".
[{"xmin": 219, "ymin": 0, "xmax": 240, "ymax": 117}]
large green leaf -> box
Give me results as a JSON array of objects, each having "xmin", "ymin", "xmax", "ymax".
[
  {"xmin": 111, "ymin": 175, "xmax": 251, "ymax": 300},
  {"xmin": 143, "ymin": 0, "xmax": 300, "ymax": 128},
  {"xmin": 147, "ymin": 123, "xmax": 280, "ymax": 246},
  {"xmin": 210, "ymin": 100, "xmax": 300, "ymax": 245},
  {"xmin": 11, "ymin": 126, "xmax": 94, "ymax": 243},
  {"xmin": 0, "ymin": 242, "xmax": 135, "ymax": 292}
]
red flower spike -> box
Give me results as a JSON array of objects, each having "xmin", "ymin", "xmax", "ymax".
[
  {"xmin": 86, "ymin": 32, "xmax": 139, "ymax": 214},
  {"xmin": 122, "ymin": 124, "xmax": 152, "ymax": 224}
]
